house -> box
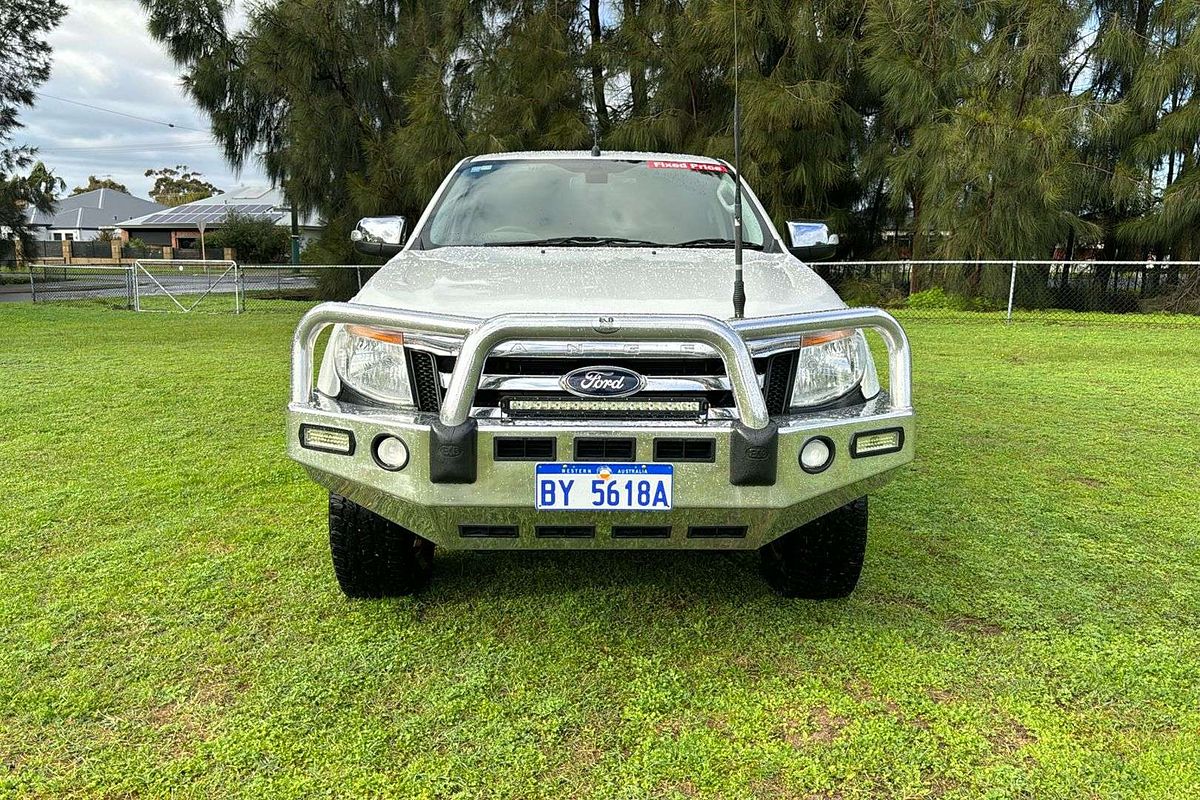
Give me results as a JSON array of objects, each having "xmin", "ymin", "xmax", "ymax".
[
  {"xmin": 26, "ymin": 189, "xmax": 165, "ymax": 242},
  {"xmin": 117, "ymin": 185, "xmax": 323, "ymax": 251}
]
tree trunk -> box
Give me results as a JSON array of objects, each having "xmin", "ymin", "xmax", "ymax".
[
  {"xmin": 588, "ymin": 0, "xmax": 609, "ymax": 132},
  {"xmin": 908, "ymin": 188, "xmax": 923, "ymax": 294},
  {"xmin": 624, "ymin": 0, "xmax": 647, "ymax": 115}
]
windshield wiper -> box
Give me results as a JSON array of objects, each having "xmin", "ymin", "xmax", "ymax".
[
  {"xmin": 488, "ymin": 235, "xmax": 663, "ymax": 247},
  {"xmin": 669, "ymin": 237, "xmax": 764, "ymax": 250}
]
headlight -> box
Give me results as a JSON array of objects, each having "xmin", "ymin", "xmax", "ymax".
[
  {"xmin": 333, "ymin": 324, "xmax": 414, "ymax": 405},
  {"xmin": 789, "ymin": 329, "xmax": 879, "ymax": 409}
]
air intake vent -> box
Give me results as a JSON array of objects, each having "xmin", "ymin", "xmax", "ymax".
[
  {"xmin": 459, "ymin": 524, "xmax": 518, "ymax": 538},
  {"xmin": 574, "ymin": 437, "xmax": 636, "ymax": 462},
  {"xmin": 494, "ymin": 437, "xmax": 556, "ymax": 461},
  {"xmin": 653, "ymin": 438, "xmax": 716, "ymax": 462},
  {"xmin": 611, "ymin": 525, "xmax": 672, "ymax": 539},
  {"xmin": 686, "ymin": 525, "xmax": 747, "ymax": 539},
  {"xmin": 406, "ymin": 350, "xmax": 442, "ymax": 412},
  {"xmin": 535, "ymin": 525, "xmax": 595, "ymax": 539}
]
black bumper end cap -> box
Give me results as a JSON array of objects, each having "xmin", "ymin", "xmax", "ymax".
[
  {"xmin": 729, "ymin": 422, "xmax": 779, "ymax": 486},
  {"xmin": 429, "ymin": 420, "xmax": 477, "ymax": 484}
]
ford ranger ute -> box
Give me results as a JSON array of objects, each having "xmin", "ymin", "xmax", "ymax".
[{"xmin": 287, "ymin": 151, "xmax": 914, "ymax": 599}]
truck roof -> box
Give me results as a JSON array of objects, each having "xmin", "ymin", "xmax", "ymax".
[{"xmin": 467, "ymin": 150, "xmax": 726, "ymax": 165}]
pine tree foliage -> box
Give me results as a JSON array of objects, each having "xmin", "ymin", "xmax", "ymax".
[
  {"xmin": 1, "ymin": 0, "xmax": 67, "ymax": 251},
  {"xmin": 139, "ymin": 0, "xmax": 1200, "ymax": 261}
]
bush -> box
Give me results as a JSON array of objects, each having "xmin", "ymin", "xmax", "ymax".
[
  {"xmin": 837, "ymin": 278, "xmax": 906, "ymax": 308},
  {"xmin": 207, "ymin": 213, "xmax": 290, "ymax": 263},
  {"xmin": 906, "ymin": 287, "xmax": 1003, "ymax": 312}
]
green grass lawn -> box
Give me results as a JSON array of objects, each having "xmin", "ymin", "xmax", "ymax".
[{"xmin": 1, "ymin": 306, "xmax": 1198, "ymax": 799}]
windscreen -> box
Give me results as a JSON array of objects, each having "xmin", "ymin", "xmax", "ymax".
[{"xmin": 424, "ymin": 158, "xmax": 767, "ymax": 248}]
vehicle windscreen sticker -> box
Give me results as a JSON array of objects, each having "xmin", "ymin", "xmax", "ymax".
[{"xmin": 645, "ymin": 160, "xmax": 727, "ymax": 173}]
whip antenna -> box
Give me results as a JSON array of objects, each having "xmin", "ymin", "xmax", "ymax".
[{"xmin": 731, "ymin": 0, "xmax": 746, "ymax": 319}]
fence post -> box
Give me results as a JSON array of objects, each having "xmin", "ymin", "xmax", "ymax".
[
  {"xmin": 29, "ymin": 267, "xmax": 36, "ymax": 303},
  {"xmin": 1006, "ymin": 261, "xmax": 1017, "ymax": 323},
  {"xmin": 133, "ymin": 261, "xmax": 141, "ymax": 312},
  {"xmin": 125, "ymin": 264, "xmax": 134, "ymax": 310},
  {"xmin": 235, "ymin": 263, "xmax": 243, "ymax": 314}
]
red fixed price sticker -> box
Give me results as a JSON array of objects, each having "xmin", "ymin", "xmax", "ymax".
[{"xmin": 645, "ymin": 160, "xmax": 728, "ymax": 173}]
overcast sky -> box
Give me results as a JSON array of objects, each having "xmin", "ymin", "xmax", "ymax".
[{"xmin": 20, "ymin": 0, "xmax": 269, "ymax": 200}]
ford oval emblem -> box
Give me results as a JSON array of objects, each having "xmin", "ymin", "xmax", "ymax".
[{"xmin": 560, "ymin": 366, "xmax": 646, "ymax": 398}]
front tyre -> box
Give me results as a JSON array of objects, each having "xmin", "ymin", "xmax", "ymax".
[
  {"xmin": 328, "ymin": 493, "xmax": 434, "ymax": 597},
  {"xmin": 760, "ymin": 497, "xmax": 868, "ymax": 599}
]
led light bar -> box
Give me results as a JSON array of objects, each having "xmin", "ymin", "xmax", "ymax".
[
  {"xmin": 504, "ymin": 396, "xmax": 706, "ymax": 420},
  {"xmin": 299, "ymin": 424, "xmax": 356, "ymax": 455},
  {"xmin": 851, "ymin": 427, "xmax": 904, "ymax": 458}
]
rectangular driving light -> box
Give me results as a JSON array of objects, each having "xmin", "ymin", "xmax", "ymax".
[
  {"xmin": 851, "ymin": 428, "xmax": 904, "ymax": 458},
  {"xmin": 504, "ymin": 397, "xmax": 706, "ymax": 420},
  {"xmin": 299, "ymin": 423, "xmax": 356, "ymax": 455}
]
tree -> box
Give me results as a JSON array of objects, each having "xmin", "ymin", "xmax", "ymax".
[
  {"xmin": 144, "ymin": 165, "xmax": 219, "ymax": 206},
  {"xmin": 71, "ymin": 175, "xmax": 129, "ymax": 195},
  {"xmin": 0, "ymin": 0, "xmax": 67, "ymax": 254},
  {"xmin": 205, "ymin": 212, "xmax": 289, "ymax": 262},
  {"xmin": 1114, "ymin": 0, "xmax": 1200, "ymax": 260},
  {"xmin": 137, "ymin": 0, "xmax": 1197, "ymax": 270}
]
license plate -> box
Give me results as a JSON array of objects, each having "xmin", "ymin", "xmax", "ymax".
[{"xmin": 535, "ymin": 463, "xmax": 673, "ymax": 511}]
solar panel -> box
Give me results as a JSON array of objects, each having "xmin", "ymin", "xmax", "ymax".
[{"xmin": 126, "ymin": 200, "xmax": 291, "ymax": 228}]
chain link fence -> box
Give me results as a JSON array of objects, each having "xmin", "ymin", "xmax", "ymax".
[
  {"xmin": 0, "ymin": 262, "xmax": 378, "ymax": 313},
  {"xmin": 236, "ymin": 265, "xmax": 374, "ymax": 312},
  {"xmin": 0, "ymin": 264, "xmax": 136, "ymax": 308},
  {"xmin": 819, "ymin": 260, "xmax": 1200, "ymax": 323},
  {"xmin": 4, "ymin": 259, "xmax": 1198, "ymax": 324}
]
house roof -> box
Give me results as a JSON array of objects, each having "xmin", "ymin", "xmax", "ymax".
[
  {"xmin": 27, "ymin": 189, "xmax": 165, "ymax": 230},
  {"xmin": 118, "ymin": 185, "xmax": 322, "ymax": 230}
]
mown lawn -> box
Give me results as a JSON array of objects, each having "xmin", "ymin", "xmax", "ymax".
[{"xmin": 1, "ymin": 305, "xmax": 1198, "ymax": 799}]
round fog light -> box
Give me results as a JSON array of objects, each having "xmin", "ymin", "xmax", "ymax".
[
  {"xmin": 372, "ymin": 435, "xmax": 409, "ymax": 471},
  {"xmin": 800, "ymin": 437, "xmax": 834, "ymax": 474}
]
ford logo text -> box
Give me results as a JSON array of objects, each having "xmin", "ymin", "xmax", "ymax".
[{"xmin": 560, "ymin": 366, "xmax": 646, "ymax": 398}]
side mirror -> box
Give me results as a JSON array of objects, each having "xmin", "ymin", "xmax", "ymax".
[
  {"xmin": 350, "ymin": 216, "xmax": 406, "ymax": 258},
  {"xmin": 786, "ymin": 220, "xmax": 839, "ymax": 262}
]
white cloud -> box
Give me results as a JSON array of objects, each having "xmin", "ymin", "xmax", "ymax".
[{"xmin": 19, "ymin": 0, "xmax": 269, "ymax": 198}]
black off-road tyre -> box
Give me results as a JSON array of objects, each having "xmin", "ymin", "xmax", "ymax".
[
  {"xmin": 328, "ymin": 493, "xmax": 434, "ymax": 597},
  {"xmin": 759, "ymin": 497, "xmax": 868, "ymax": 599}
]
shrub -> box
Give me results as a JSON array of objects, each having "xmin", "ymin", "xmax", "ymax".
[
  {"xmin": 207, "ymin": 213, "xmax": 290, "ymax": 263},
  {"xmin": 837, "ymin": 278, "xmax": 906, "ymax": 308},
  {"xmin": 906, "ymin": 287, "xmax": 1003, "ymax": 312}
]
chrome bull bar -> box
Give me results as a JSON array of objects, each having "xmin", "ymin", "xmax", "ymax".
[{"xmin": 291, "ymin": 303, "xmax": 912, "ymax": 429}]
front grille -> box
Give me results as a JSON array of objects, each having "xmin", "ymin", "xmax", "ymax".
[
  {"xmin": 409, "ymin": 347, "xmax": 800, "ymax": 422},
  {"xmin": 455, "ymin": 355, "xmax": 729, "ymax": 376},
  {"xmin": 459, "ymin": 524, "xmax": 518, "ymax": 538},
  {"xmin": 763, "ymin": 351, "xmax": 798, "ymax": 414},
  {"xmin": 612, "ymin": 525, "xmax": 672, "ymax": 539},
  {"xmin": 653, "ymin": 438, "xmax": 716, "ymax": 462},
  {"xmin": 535, "ymin": 525, "xmax": 595, "ymax": 539},
  {"xmin": 687, "ymin": 525, "xmax": 747, "ymax": 539},
  {"xmin": 494, "ymin": 437, "xmax": 556, "ymax": 461},
  {"xmin": 574, "ymin": 437, "xmax": 636, "ymax": 461},
  {"xmin": 407, "ymin": 350, "xmax": 441, "ymax": 412}
]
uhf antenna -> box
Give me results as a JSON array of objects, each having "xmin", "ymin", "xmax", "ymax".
[
  {"xmin": 591, "ymin": 117, "xmax": 602, "ymax": 157},
  {"xmin": 731, "ymin": 0, "xmax": 746, "ymax": 319}
]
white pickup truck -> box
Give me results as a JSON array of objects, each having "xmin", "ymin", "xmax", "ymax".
[{"xmin": 287, "ymin": 151, "xmax": 914, "ymax": 599}]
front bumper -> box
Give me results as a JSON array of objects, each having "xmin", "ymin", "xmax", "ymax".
[{"xmin": 287, "ymin": 304, "xmax": 915, "ymax": 550}]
